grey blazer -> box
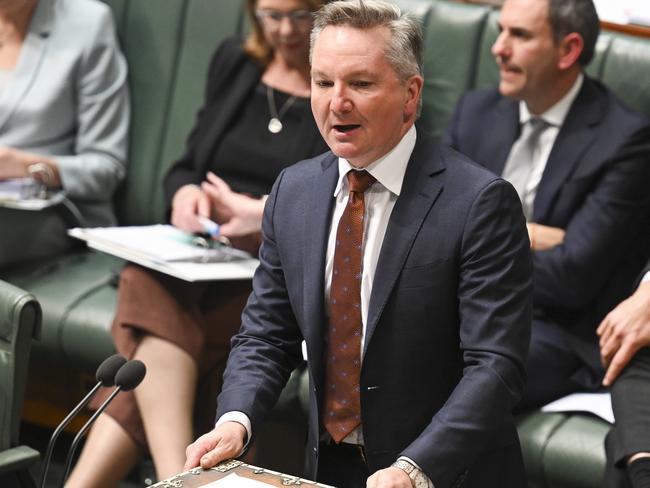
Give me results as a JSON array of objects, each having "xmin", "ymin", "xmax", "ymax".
[{"xmin": 0, "ymin": 0, "xmax": 129, "ymax": 226}]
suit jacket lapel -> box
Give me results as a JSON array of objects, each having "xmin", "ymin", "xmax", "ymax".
[
  {"xmin": 483, "ymin": 98, "xmax": 520, "ymax": 176},
  {"xmin": 0, "ymin": 0, "xmax": 53, "ymax": 133},
  {"xmin": 303, "ymin": 153, "xmax": 338, "ymax": 384},
  {"xmin": 533, "ymin": 79, "xmax": 602, "ymax": 222},
  {"xmin": 363, "ymin": 137, "xmax": 445, "ymax": 355}
]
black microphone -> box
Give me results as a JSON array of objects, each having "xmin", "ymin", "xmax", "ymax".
[
  {"xmin": 38, "ymin": 354, "xmax": 126, "ymax": 488},
  {"xmin": 60, "ymin": 359, "xmax": 147, "ymax": 487}
]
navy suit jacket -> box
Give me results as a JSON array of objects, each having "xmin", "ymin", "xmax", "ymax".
[
  {"xmin": 445, "ymin": 77, "xmax": 650, "ymax": 381},
  {"xmin": 216, "ymin": 134, "xmax": 533, "ymax": 487}
]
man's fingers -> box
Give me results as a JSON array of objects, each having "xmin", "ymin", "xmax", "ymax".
[
  {"xmin": 599, "ymin": 335, "xmax": 618, "ymax": 366},
  {"xmin": 603, "ymin": 341, "xmax": 637, "ymax": 386},
  {"xmin": 596, "ymin": 315, "xmax": 609, "ymax": 337},
  {"xmin": 184, "ymin": 438, "xmax": 213, "ymax": 470},
  {"xmin": 199, "ymin": 437, "xmax": 243, "ymax": 469}
]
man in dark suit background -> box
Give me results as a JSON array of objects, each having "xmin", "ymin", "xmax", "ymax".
[
  {"xmin": 445, "ymin": 0, "xmax": 650, "ymax": 410},
  {"xmin": 598, "ymin": 260, "xmax": 650, "ymax": 487},
  {"xmin": 185, "ymin": 1, "xmax": 532, "ymax": 487}
]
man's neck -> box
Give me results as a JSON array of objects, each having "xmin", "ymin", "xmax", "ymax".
[{"xmin": 526, "ymin": 69, "xmax": 581, "ymax": 116}]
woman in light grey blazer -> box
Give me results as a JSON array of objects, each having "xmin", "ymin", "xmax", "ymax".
[{"xmin": 0, "ymin": 0, "xmax": 129, "ymax": 268}]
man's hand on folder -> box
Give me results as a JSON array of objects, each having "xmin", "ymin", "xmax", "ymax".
[
  {"xmin": 171, "ymin": 184, "xmax": 212, "ymax": 234},
  {"xmin": 184, "ymin": 421, "xmax": 247, "ymax": 470}
]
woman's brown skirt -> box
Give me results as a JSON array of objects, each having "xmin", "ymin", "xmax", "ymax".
[{"xmin": 89, "ymin": 263, "xmax": 251, "ymax": 449}]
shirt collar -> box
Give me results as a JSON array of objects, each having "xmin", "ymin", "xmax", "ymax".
[
  {"xmin": 334, "ymin": 125, "xmax": 417, "ymax": 198},
  {"xmin": 519, "ymin": 73, "xmax": 584, "ymax": 127}
]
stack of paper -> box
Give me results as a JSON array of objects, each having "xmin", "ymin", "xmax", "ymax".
[
  {"xmin": 0, "ymin": 178, "xmax": 38, "ymax": 200},
  {"xmin": 0, "ymin": 177, "xmax": 66, "ymax": 210},
  {"xmin": 69, "ymin": 225, "xmax": 259, "ymax": 282}
]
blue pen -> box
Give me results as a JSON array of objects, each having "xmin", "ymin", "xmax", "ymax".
[{"xmin": 197, "ymin": 216, "xmax": 220, "ymax": 237}]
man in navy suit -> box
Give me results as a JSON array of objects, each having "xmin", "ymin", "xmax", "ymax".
[
  {"xmin": 185, "ymin": 1, "xmax": 531, "ymax": 487},
  {"xmin": 445, "ymin": 0, "xmax": 650, "ymax": 411}
]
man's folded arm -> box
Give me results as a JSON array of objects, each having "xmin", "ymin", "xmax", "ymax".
[{"xmin": 533, "ymin": 126, "xmax": 650, "ymax": 310}]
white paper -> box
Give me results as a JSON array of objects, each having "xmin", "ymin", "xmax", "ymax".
[
  {"xmin": 199, "ymin": 473, "xmax": 275, "ymax": 488},
  {"xmin": 594, "ymin": 0, "xmax": 650, "ymax": 25},
  {"xmin": 541, "ymin": 392, "xmax": 614, "ymax": 424},
  {"xmin": 0, "ymin": 177, "xmax": 66, "ymax": 209},
  {"xmin": 68, "ymin": 225, "xmax": 259, "ymax": 282}
]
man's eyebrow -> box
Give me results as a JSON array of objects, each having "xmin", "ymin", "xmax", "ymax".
[
  {"xmin": 311, "ymin": 69, "xmax": 376, "ymax": 78},
  {"xmin": 498, "ymin": 21, "xmax": 532, "ymax": 38},
  {"xmin": 311, "ymin": 70, "xmax": 329, "ymax": 78}
]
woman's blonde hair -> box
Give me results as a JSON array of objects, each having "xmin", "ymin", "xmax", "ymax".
[{"xmin": 244, "ymin": 0, "xmax": 328, "ymax": 66}]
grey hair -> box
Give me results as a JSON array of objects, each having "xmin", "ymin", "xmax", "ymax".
[
  {"xmin": 310, "ymin": 0, "xmax": 423, "ymax": 82},
  {"xmin": 548, "ymin": 0, "xmax": 600, "ymax": 66}
]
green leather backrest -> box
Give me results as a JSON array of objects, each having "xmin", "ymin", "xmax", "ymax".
[
  {"xmin": 473, "ymin": 8, "xmax": 499, "ymax": 89},
  {"xmin": 100, "ymin": 0, "xmax": 650, "ymax": 227},
  {"xmin": 152, "ymin": 0, "xmax": 246, "ymax": 223},
  {"xmin": 100, "ymin": 0, "xmax": 245, "ymax": 225},
  {"xmin": 420, "ymin": 0, "xmax": 492, "ymax": 137},
  {"xmin": 0, "ymin": 280, "xmax": 40, "ymax": 449},
  {"xmin": 600, "ymin": 33, "xmax": 650, "ymax": 119}
]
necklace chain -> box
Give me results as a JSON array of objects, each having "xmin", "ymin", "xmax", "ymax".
[{"xmin": 266, "ymin": 84, "xmax": 298, "ymax": 134}]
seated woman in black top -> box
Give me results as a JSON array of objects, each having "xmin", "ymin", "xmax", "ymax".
[{"xmin": 67, "ymin": 0, "xmax": 328, "ymax": 486}]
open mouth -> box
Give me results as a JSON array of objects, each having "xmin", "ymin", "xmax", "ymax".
[{"xmin": 334, "ymin": 124, "xmax": 361, "ymax": 133}]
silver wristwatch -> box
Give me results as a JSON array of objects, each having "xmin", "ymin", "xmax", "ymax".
[{"xmin": 392, "ymin": 459, "xmax": 430, "ymax": 488}]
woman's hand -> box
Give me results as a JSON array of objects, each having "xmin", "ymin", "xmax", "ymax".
[
  {"xmin": 201, "ymin": 172, "xmax": 265, "ymax": 238},
  {"xmin": 170, "ymin": 184, "xmax": 211, "ymax": 233},
  {"xmin": 0, "ymin": 146, "xmax": 61, "ymax": 187},
  {"xmin": 527, "ymin": 223, "xmax": 565, "ymax": 251}
]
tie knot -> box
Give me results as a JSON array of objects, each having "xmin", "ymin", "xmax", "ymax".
[
  {"xmin": 346, "ymin": 170, "xmax": 376, "ymax": 193},
  {"xmin": 528, "ymin": 117, "xmax": 549, "ymax": 132}
]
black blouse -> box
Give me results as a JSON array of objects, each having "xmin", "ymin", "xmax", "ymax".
[{"xmin": 212, "ymin": 82, "xmax": 318, "ymax": 196}]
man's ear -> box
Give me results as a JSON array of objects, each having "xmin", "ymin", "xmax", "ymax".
[
  {"xmin": 404, "ymin": 74, "xmax": 424, "ymax": 121},
  {"xmin": 557, "ymin": 32, "xmax": 584, "ymax": 70}
]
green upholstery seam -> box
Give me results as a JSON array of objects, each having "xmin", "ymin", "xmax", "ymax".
[
  {"xmin": 467, "ymin": 6, "xmax": 493, "ymax": 90},
  {"xmin": 597, "ymin": 35, "xmax": 614, "ymax": 81},
  {"xmin": 56, "ymin": 276, "xmax": 115, "ymax": 363},
  {"xmin": 540, "ymin": 414, "xmax": 571, "ymax": 488},
  {"xmin": 149, "ymin": 0, "xmax": 191, "ymax": 224}
]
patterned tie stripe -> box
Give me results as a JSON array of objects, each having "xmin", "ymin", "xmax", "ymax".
[{"xmin": 324, "ymin": 170, "xmax": 376, "ymax": 443}]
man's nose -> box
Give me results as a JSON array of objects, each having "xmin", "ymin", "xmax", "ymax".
[
  {"xmin": 492, "ymin": 31, "xmax": 510, "ymax": 60},
  {"xmin": 330, "ymin": 85, "xmax": 352, "ymax": 114}
]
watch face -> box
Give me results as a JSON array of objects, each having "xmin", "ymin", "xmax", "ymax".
[{"xmin": 412, "ymin": 472, "xmax": 429, "ymax": 488}]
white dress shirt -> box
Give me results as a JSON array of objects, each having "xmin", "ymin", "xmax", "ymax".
[{"xmin": 512, "ymin": 74, "xmax": 584, "ymax": 220}]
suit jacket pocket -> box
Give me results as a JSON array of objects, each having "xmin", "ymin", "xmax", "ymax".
[{"xmin": 397, "ymin": 260, "xmax": 449, "ymax": 290}]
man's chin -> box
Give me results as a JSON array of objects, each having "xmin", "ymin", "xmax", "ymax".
[{"xmin": 498, "ymin": 80, "xmax": 523, "ymax": 100}]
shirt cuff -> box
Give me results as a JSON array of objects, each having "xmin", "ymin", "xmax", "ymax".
[
  {"xmin": 642, "ymin": 271, "xmax": 650, "ymax": 283},
  {"xmin": 398, "ymin": 456, "xmax": 435, "ymax": 488},
  {"xmin": 215, "ymin": 411, "xmax": 252, "ymax": 455}
]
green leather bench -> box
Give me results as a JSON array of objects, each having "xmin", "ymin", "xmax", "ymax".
[{"xmin": 4, "ymin": 1, "xmax": 650, "ymax": 486}]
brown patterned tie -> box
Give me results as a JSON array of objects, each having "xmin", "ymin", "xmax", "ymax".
[{"xmin": 324, "ymin": 170, "xmax": 376, "ymax": 443}]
